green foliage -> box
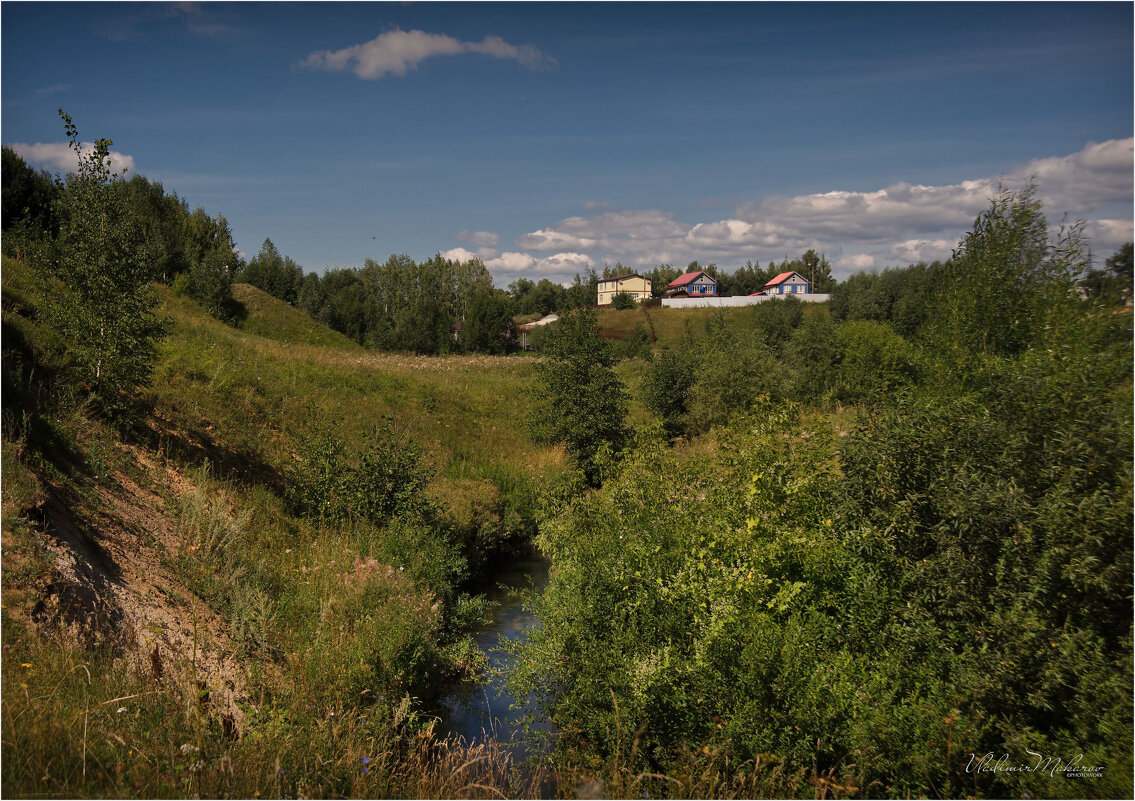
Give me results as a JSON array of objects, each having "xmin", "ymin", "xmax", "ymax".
[
  {"xmin": 749, "ymin": 294, "xmax": 804, "ymax": 353},
  {"xmin": 1, "ymin": 146, "xmax": 58, "ymax": 258},
  {"xmin": 617, "ymin": 322, "xmax": 652, "ymax": 361},
  {"xmin": 639, "ymin": 348, "xmax": 696, "ymax": 437},
  {"xmin": 509, "ymin": 276, "xmax": 567, "ymax": 316},
  {"xmin": 511, "ymin": 403, "xmax": 865, "ymax": 788},
  {"xmin": 529, "ymin": 309, "xmax": 630, "ymax": 485},
  {"xmin": 611, "ymin": 290, "xmax": 637, "ymax": 310},
  {"xmin": 459, "ymin": 288, "xmax": 515, "ymax": 354},
  {"xmin": 512, "ymin": 185, "xmax": 1132, "ymax": 798},
  {"xmin": 686, "ymin": 313, "xmax": 792, "ymax": 429},
  {"xmin": 347, "ymin": 252, "xmax": 496, "ymax": 355},
  {"xmin": 290, "ymin": 424, "xmax": 433, "ymax": 529},
  {"xmin": 239, "ymin": 238, "xmax": 303, "ymax": 305},
  {"xmin": 187, "ymin": 248, "xmax": 239, "ymax": 323},
  {"xmin": 42, "ymin": 110, "xmax": 168, "ymax": 420},
  {"xmin": 800, "ymin": 248, "xmax": 836, "ymax": 292},
  {"xmin": 784, "ymin": 314, "xmax": 837, "ymax": 403},
  {"xmin": 829, "ymin": 261, "xmax": 941, "ymax": 338},
  {"xmin": 1081, "ymin": 242, "xmax": 1133, "ymax": 306},
  {"xmin": 928, "ymin": 183, "xmax": 1084, "ymax": 362},
  {"xmin": 830, "ymin": 319, "xmax": 918, "ymax": 403},
  {"xmin": 296, "ymin": 271, "xmax": 335, "ymax": 326}
]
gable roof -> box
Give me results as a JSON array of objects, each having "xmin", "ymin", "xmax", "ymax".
[
  {"xmin": 668, "ymin": 270, "xmax": 715, "ymax": 288},
  {"xmin": 764, "ymin": 270, "xmax": 808, "ymax": 288},
  {"xmin": 605, "ymin": 273, "xmax": 644, "ymax": 283}
]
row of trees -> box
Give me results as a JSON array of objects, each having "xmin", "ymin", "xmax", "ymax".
[
  {"xmin": 238, "ymin": 242, "xmax": 515, "ymax": 355},
  {"xmin": 518, "ymin": 186, "xmax": 1133, "ymax": 797}
]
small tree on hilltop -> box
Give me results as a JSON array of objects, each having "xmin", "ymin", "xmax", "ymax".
[
  {"xmin": 529, "ymin": 309, "xmax": 629, "ymax": 485},
  {"xmin": 45, "ymin": 109, "xmax": 166, "ymax": 420}
]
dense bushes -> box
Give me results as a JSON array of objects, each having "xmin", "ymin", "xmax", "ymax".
[
  {"xmin": 515, "ymin": 187, "xmax": 1133, "ymax": 798},
  {"xmin": 529, "ymin": 309, "xmax": 630, "ymax": 485}
]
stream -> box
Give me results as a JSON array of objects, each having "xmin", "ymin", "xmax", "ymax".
[{"xmin": 436, "ymin": 549, "xmax": 553, "ymax": 753}]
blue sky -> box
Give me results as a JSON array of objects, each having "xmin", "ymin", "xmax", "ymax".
[{"xmin": 3, "ymin": 2, "xmax": 1132, "ymax": 284}]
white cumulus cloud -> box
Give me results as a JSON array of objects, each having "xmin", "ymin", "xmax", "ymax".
[
  {"xmin": 299, "ymin": 28, "xmax": 554, "ymax": 80},
  {"xmin": 483, "ymin": 251, "xmax": 536, "ymax": 273},
  {"xmin": 440, "ymin": 247, "xmax": 482, "ymax": 263},
  {"xmin": 10, "ymin": 141, "xmax": 136, "ymax": 175},
  {"xmin": 839, "ymin": 253, "xmax": 879, "ymax": 271}
]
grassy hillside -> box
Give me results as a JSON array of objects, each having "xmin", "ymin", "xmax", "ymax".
[
  {"xmin": 231, "ymin": 282, "xmax": 362, "ymax": 349},
  {"xmin": 1, "ymin": 256, "xmax": 568, "ymax": 797},
  {"xmin": 596, "ymin": 300, "xmax": 829, "ymax": 346}
]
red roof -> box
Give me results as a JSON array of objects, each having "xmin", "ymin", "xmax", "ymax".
[
  {"xmin": 748, "ymin": 291, "xmax": 767, "ymax": 296},
  {"xmin": 667, "ymin": 270, "xmax": 711, "ymax": 288},
  {"xmin": 763, "ymin": 270, "xmax": 801, "ymax": 287}
]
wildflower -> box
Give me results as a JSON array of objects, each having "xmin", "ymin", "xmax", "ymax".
[
  {"xmin": 20, "ymin": 662, "xmax": 31, "ymax": 668},
  {"xmin": 361, "ymin": 756, "xmax": 371, "ymax": 775},
  {"xmin": 278, "ymin": 769, "xmax": 285, "ymax": 776},
  {"xmin": 117, "ymin": 707, "xmax": 127, "ymax": 714}
]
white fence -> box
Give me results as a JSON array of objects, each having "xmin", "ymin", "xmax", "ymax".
[{"xmin": 661, "ymin": 294, "xmax": 830, "ymax": 308}]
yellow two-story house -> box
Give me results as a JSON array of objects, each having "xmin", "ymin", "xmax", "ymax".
[{"xmin": 597, "ymin": 273, "xmax": 651, "ymax": 306}]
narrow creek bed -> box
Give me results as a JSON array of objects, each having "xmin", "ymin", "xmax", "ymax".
[{"xmin": 437, "ymin": 550, "xmax": 553, "ymax": 753}]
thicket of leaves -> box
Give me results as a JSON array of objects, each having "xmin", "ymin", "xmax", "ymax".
[
  {"xmin": 528, "ymin": 309, "xmax": 629, "ymax": 486},
  {"xmin": 514, "ymin": 186, "xmax": 1133, "ymax": 798}
]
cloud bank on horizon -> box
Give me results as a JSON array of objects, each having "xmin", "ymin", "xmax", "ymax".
[{"xmin": 443, "ymin": 137, "xmax": 1133, "ymax": 281}]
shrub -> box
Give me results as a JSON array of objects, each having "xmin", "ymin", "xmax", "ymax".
[
  {"xmin": 639, "ymin": 348, "xmax": 696, "ymax": 437},
  {"xmin": 290, "ymin": 425, "xmax": 432, "ymax": 529},
  {"xmin": 617, "ymin": 322, "xmax": 652, "ymax": 360},
  {"xmin": 687, "ymin": 314, "xmax": 792, "ymax": 428},
  {"xmin": 611, "ymin": 291, "xmax": 637, "ymax": 310},
  {"xmin": 528, "ymin": 309, "xmax": 629, "ymax": 486}
]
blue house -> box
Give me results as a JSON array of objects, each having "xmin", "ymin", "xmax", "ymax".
[
  {"xmin": 665, "ymin": 270, "xmax": 717, "ymax": 297},
  {"xmin": 763, "ymin": 271, "xmax": 809, "ymax": 295}
]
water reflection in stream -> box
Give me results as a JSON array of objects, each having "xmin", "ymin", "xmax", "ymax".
[{"xmin": 437, "ymin": 549, "xmax": 552, "ymax": 753}]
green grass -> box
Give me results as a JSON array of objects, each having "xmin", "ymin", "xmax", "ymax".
[
  {"xmin": 597, "ymin": 301, "xmax": 829, "ymax": 348},
  {"xmin": 230, "ymin": 283, "xmax": 361, "ymax": 349}
]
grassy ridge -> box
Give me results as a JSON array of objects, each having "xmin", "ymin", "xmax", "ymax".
[
  {"xmin": 155, "ymin": 283, "xmax": 566, "ymax": 487},
  {"xmin": 231, "ymin": 283, "xmax": 362, "ymax": 349}
]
